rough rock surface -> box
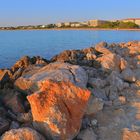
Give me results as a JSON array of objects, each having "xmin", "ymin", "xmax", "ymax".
[
  {"xmin": 1, "ymin": 127, "xmax": 45, "ymax": 140},
  {"xmin": 27, "ymin": 80, "xmax": 90, "ymax": 140},
  {"xmin": 15, "ymin": 62, "xmax": 88, "ymax": 94},
  {"xmin": 122, "ymin": 129, "xmax": 140, "ymax": 140},
  {"xmin": 77, "ymin": 128, "xmax": 97, "ymax": 140}
]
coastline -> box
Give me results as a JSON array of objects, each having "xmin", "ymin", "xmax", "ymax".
[{"xmin": 0, "ymin": 28, "xmax": 140, "ymax": 31}]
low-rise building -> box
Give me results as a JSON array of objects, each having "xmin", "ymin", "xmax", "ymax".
[
  {"xmin": 56, "ymin": 23, "xmax": 64, "ymax": 28},
  {"xmin": 121, "ymin": 18, "xmax": 140, "ymax": 26},
  {"xmin": 88, "ymin": 20, "xmax": 108, "ymax": 27},
  {"xmin": 64, "ymin": 22, "xmax": 71, "ymax": 27}
]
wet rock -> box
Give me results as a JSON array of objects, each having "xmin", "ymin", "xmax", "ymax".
[
  {"xmin": 1, "ymin": 127, "xmax": 45, "ymax": 140},
  {"xmin": 77, "ymin": 128, "xmax": 97, "ymax": 140},
  {"xmin": 0, "ymin": 117, "xmax": 9, "ymax": 135},
  {"xmin": 121, "ymin": 68, "xmax": 136, "ymax": 83},
  {"xmin": 27, "ymin": 80, "xmax": 90, "ymax": 140},
  {"xmin": 15, "ymin": 62, "xmax": 88, "ymax": 94},
  {"xmin": 86, "ymin": 96, "xmax": 104, "ymax": 115}
]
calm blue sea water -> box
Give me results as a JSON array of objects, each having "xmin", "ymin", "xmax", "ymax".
[{"xmin": 0, "ymin": 30, "xmax": 140, "ymax": 68}]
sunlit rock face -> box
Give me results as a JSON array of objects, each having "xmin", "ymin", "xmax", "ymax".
[
  {"xmin": 15, "ymin": 62, "xmax": 88, "ymax": 94},
  {"xmin": 1, "ymin": 127, "xmax": 45, "ymax": 140},
  {"xmin": 122, "ymin": 129, "xmax": 140, "ymax": 140},
  {"xmin": 27, "ymin": 80, "xmax": 90, "ymax": 140}
]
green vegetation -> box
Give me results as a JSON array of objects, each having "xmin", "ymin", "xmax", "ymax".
[
  {"xmin": 0, "ymin": 21, "xmax": 139, "ymax": 30},
  {"xmin": 97, "ymin": 21, "xmax": 139, "ymax": 29}
]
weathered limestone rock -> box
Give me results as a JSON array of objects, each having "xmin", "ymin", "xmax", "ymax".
[
  {"xmin": 27, "ymin": 80, "xmax": 90, "ymax": 140},
  {"xmin": 107, "ymin": 71, "xmax": 129, "ymax": 91},
  {"xmin": 121, "ymin": 68, "xmax": 136, "ymax": 83},
  {"xmin": 88, "ymin": 78, "xmax": 106, "ymax": 88},
  {"xmin": 15, "ymin": 62, "xmax": 88, "ymax": 94},
  {"xmin": 1, "ymin": 127, "xmax": 45, "ymax": 140},
  {"xmin": 96, "ymin": 53, "xmax": 121, "ymax": 72},
  {"xmin": 77, "ymin": 128, "xmax": 97, "ymax": 140},
  {"xmin": 120, "ymin": 58, "xmax": 128, "ymax": 71},
  {"xmin": 122, "ymin": 129, "xmax": 140, "ymax": 140},
  {"xmin": 95, "ymin": 42, "xmax": 111, "ymax": 54},
  {"xmin": 12, "ymin": 56, "xmax": 48, "ymax": 72},
  {"xmin": 86, "ymin": 96, "xmax": 104, "ymax": 115}
]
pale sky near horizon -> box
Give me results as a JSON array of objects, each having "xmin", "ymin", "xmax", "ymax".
[{"xmin": 0, "ymin": 0, "xmax": 140, "ymax": 26}]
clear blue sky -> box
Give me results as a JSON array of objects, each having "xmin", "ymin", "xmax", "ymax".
[{"xmin": 0, "ymin": 0, "xmax": 140, "ymax": 26}]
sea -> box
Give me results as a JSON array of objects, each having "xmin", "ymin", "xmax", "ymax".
[{"xmin": 0, "ymin": 30, "xmax": 140, "ymax": 68}]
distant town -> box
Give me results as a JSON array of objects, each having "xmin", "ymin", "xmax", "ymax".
[{"xmin": 0, "ymin": 18, "xmax": 140, "ymax": 30}]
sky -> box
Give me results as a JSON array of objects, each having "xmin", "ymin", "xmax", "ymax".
[{"xmin": 0, "ymin": 0, "xmax": 140, "ymax": 26}]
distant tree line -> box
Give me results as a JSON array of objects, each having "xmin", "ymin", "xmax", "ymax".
[{"xmin": 96, "ymin": 21, "xmax": 139, "ymax": 29}]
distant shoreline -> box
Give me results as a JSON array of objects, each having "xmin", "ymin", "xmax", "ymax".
[{"xmin": 0, "ymin": 28, "xmax": 140, "ymax": 31}]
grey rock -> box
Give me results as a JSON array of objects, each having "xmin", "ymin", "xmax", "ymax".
[
  {"xmin": 121, "ymin": 68, "xmax": 136, "ymax": 83},
  {"xmin": 77, "ymin": 128, "xmax": 97, "ymax": 140},
  {"xmin": 86, "ymin": 95, "xmax": 104, "ymax": 115}
]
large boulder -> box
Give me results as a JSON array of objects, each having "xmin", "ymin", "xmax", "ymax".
[
  {"xmin": 15, "ymin": 62, "xmax": 88, "ymax": 94},
  {"xmin": 1, "ymin": 127, "xmax": 45, "ymax": 140},
  {"xmin": 27, "ymin": 80, "xmax": 90, "ymax": 140}
]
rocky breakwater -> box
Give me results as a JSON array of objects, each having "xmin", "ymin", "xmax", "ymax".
[{"xmin": 0, "ymin": 41, "xmax": 140, "ymax": 140}]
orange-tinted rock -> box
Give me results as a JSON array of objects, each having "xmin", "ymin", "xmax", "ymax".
[
  {"xmin": 15, "ymin": 62, "xmax": 88, "ymax": 94},
  {"xmin": 120, "ymin": 58, "xmax": 128, "ymax": 71},
  {"xmin": 27, "ymin": 80, "xmax": 90, "ymax": 140},
  {"xmin": 96, "ymin": 53, "xmax": 121, "ymax": 72},
  {"xmin": 122, "ymin": 129, "xmax": 140, "ymax": 140},
  {"xmin": 95, "ymin": 42, "xmax": 111, "ymax": 54},
  {"xmin": 1, "ymin": 127, "xmax": 45, "ymax": 140}
]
